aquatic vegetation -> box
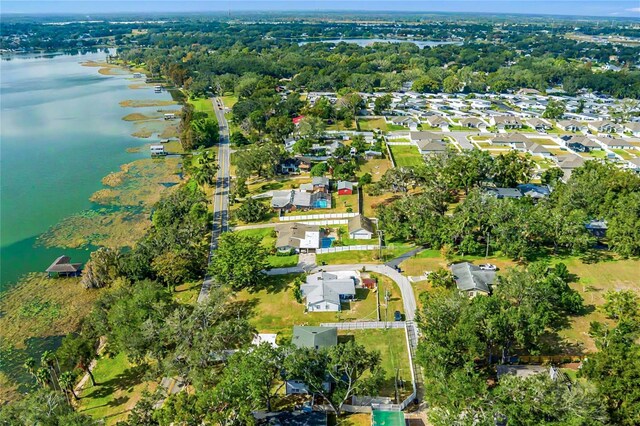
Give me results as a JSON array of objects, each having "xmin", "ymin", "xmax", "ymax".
[{"xmin": 119, "ymin": 99, "xmax": 177, "ymax": 108}]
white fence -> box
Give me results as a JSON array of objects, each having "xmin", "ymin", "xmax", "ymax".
[
  {"xmin": 316, "ymin": 245, "xmax": 379, "ymax": 254},
  {"xmin": 299, "ymin": 219, "xmax": 348, "ymax": 226},
  {"xmin": 320, "ymin": 321, "xmax": 404, "ymax": 329},
  {"xmin": 386, "ymin": 142, "xmax": 413, "ymax": 146},
  {"xmin": 279, "ymin": 212, "xmax": 358, "ymax": 222}
]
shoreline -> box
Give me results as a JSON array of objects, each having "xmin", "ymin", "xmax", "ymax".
[{"xmin": 0, "ymin": 58, "xmax": 184, "ymax": 395}]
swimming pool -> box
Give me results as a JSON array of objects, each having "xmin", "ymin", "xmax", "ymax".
[
  {"xmin": 321, "ymin": 237, "xmax": 335, "ymax": 248},
  {"xmin": 313, "ymin": 199, "xmax": 329, "ymax": 208}
]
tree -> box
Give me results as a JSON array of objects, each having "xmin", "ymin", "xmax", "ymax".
[
  {"xmin": 152, "ymin": 250, "xmax": 192, "ymax": 291},
  {"xmin": 541, "ymin": 167, "xmax": 564, "ymax": 186},
  {"xmin": 0, "ymin": 389, "xmax": 96, "ymax": 425},
  {"xmin": 208, "ymin": 232, "xmax": 269, "ymax": 291},
  {"xmin": 428, "ymin": 268, "xmax": 455, "ymax": 289},
  {"xmin": 234, "ymin": 177, "xmax": 249, "ymax": 199},
  {"xmin": 230, "ymin": 132, "xmax": 250, "ymax": 146},
  {"xmin": 57, "ymin": 334, "xmax": 97, "ymax": 386},
  {"xmin": 212, "ymin": 344, "xmax": 285, "ymax": 416},
  {"xmin": 607, "ymin": 193, "xmax": 640, "ymax": 258},
  {"xmin": 310, "ymin": 162, "xmax": 329, "ymax": 177},
  {"xmin": 412, "ymin": 76, "xmax": 440, "ymax": 93},
  {"xmin": 443, "ymin": 75, "xmax": 461, "ymax": 93},
  {"xmin": 81, "ymin": 247, "xmax": 120, "ymax": 289},
  {"xmin": 332, "ymin": 161, "xmax": 357, "ymax": 181},
  {"xmin": 266, "ymin": 115, "xmax": 295, "ymax": 143},
  {"xmin": 191, "ymin": 150, "xmax": 218, "ymax": 187},
  {"xmin": 542, "ymin": 99, "xmax": 566, "ymax": 119},
  {"xmin": 359, "ymin": 173, "xmax": 372, "ymax": 186},
  {"xmin": 491, "ymin": 150, "xmax": 534, "ymax": 187},
  {"xmin": 297, "ymin": 116, "xmax": 326, "ymax": 142},
  {"xmin": 284, "ymin": 342, "xmax": 382, "ymax": 416},
  {"xmin": 58, "ymin": 371, "xmax": 79, "ymax": 401},
  {"xmin": 602, "ymin": 290, "xmax": 640, "ymax": 322},
  {"xmin": 235, "ymin": 198, "xmax": 268, "ymax": 223},
  {"xmin": 373, "ymin": 94, "xmax": 392, "ymax": 115}
]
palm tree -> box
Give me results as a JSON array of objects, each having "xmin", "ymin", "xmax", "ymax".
[
  {"xmin": 35, "ymin": 367, "xmax": 50, "ymax": 388},
  {"xmin": 41, "ymin": 350, "xmax": 61, "ymax": 391},
  {"xmin": 23, "ymin": 357, "xmax": 36, "ymax": 377},
  {"xmin": 59, "ymin": 371, "xmax": 79, "ymax": 402},
  {"xmin": 192, "ymin": 150, "xmax": 218, "ymax": 187}
]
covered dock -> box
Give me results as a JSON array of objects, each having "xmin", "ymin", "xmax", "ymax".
[{"xmin": 46, "ymin": 255, "xmax": 82, "ymax": 277}]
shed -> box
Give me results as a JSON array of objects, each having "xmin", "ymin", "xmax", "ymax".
[
  {"xmin": 337, "ymin": 181, "xmax": 354, "ymax": 195},
  {"xmin": 46, "ymin": 256, "xmax": 82, "ymax": 277}
]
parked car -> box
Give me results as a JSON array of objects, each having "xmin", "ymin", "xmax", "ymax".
[
  {"xmin": 394, "ymin": 311, "xmax": 403, "ymax": 321},
  {"xmin": 479, "ymin": 263, "xmax": 497, "ymax": 271}
]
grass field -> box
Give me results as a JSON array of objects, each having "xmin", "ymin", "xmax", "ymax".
[
  {"xmin": 220, "ymin": 95, "xmax": 238, "ymax": 108},
  {"xmin": 557, "ymin": 257, "xmax": 640, "ymax": 353},
  {"xmin": 388, "ymin": 145, "xmax": 423, "ymax": 167},
  {"xmin": 77, "ymin": 352, "xmax": 156, "ymax": 425},
  {"xmin": 612, "ymin": 149, "xmax": 634, "ymax": 160},
  {"xmin": 234, "ymin": 274, "xmax": 383, "ymax": 342},
  {"xmin": 235, "ymin": 228, "xmax": 299, "ymax": 268},
  {"xmin": 400, "ymin": 249, "xmax": 640, "ymax": 353},
  {"xmin": 338, "ymin": 329, "xmax": 412, "ymax": 399},
  {"xmin": 358, "ymin": 157, "xmax": 392, "ymax": 182},
  {"xmin": 357, "ymin": 118, "xmax": 388, "ymax": 132},
  {"xmin": 189, "ymin": 97, "xmax": 215, "ymax": 117},
  {"xmin": 316, "ymin": 244, "xmax": 415, "ymax": 265}
]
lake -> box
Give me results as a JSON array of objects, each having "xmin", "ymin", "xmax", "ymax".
[
  {"xmin": 298, "ymin": 38, "xmax": 462, "ymax": 49},
  {"xmin": 0, "ymin": 51, "xmax": 173, "ymax": 291}
]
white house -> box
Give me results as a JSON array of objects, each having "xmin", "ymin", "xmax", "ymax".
[
  {"xmin": 275, "ymin": 223, "xmax": 321, "ymax": 253},
  {"xmin": 301, "ymin": 271, "xmax": 358, "ymax": 312},
  {"xmin": 624, "ymin": 122, "xmax": 640, "ymax": 137},
  {"xmin": 150, "ymin": 145, "xmax": 166, "ymax": 156},
  {"xmin": 348, "ymin": 215, "xmax": 375, "ymax": 239}
]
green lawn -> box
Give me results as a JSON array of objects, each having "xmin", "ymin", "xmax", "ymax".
[
  {"xmin": 220, "ymin": 95, "xmax": 238, "ymax": 108},
  {"xmin": 612, "ymin": 149, "xmax": 633, "ymax": 160},
  {"xmin": 357, "ymin": 118, "xmax": 388, "ymax": 132},
  {"xmin": 387, "ymin": 124, "xmax": 409, "ymax": 131},
  {"xmin": 338, "ymin": 329, "xmax": 412, "ymax": 399},
  {"xmin": 77, "ymin": 352, "xmax": 155, "ymax": 425},
  {"xmin": 236, "ymin": 228, "xmax": 300, "ymax": 268},
  {"xmin": 388, "ymin": 145, "xmax": 423, "ymax": 167},
  {"xmin": 316, "ymin": 244, "xmax": 415, "ymax": 265},
  {"xmin": 189, "ymin": 97, "xmax": 214, "ymax": 117},
  {"xmin": 235, "ymin": 274, "xmax": 382, "ymax": 341}
]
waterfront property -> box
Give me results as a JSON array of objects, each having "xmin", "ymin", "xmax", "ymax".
[{"xmin": 46, "ymin": 255, "xmax": 82, "ymax": 277}]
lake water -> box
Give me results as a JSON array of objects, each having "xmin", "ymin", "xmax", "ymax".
[
  {"xmin": 0, "ymin": 51, "xmax": 173, "ymax": 291},
  {"xmin": 298, "ymin": 38, "xmax": 462, "ymax": 49}
]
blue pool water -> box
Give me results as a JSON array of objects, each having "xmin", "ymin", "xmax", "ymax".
[
  {"xmin": 321, "ymin": 237, "xmax": 335, "ymax": 248},
  {"xmin": 314, "ymin": 199, "xmax": 329, "ymax": 208}
]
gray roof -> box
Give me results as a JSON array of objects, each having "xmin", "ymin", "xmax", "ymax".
[
  {"xmin": 410, "ymin": 131, "xmax": 444, "ymax": 143},
  {"xmin": 301, "ymin": 272, "xmax": 356, "ymax": 307},
  {"xmin": 348, "ymin": 214, "xmax": 374, "ymax": 235},
  {"xmin": 566, "ymin": 135, "xmax": 599, "ymax": 148},
  {"xmin": 450, "ymin": 262, "xmax": 496, "ymax": 294},
  {"xmin": 46, "ymin": 256, "xmax": 82, "ymax": 273},
  {"xmin": 292, "ymin": 191, "xmax": 313, "ymax": 207},
  {"xmin": 272, "ymin": 190, "xmax": 294, "ymax": 208},
  {"xmin": 491, "ymin": 133, "xmax": 529, "ymax": 145},
  {"xmin": 523, "ymin": 141, "xmax": 551, "ymax": 155},
  {"xmin": 493, "ymin": 115, "xmax": 522, "ymax": 125},
  {"xmin": 291, "ymin": 326, "xmax": 337, "ymax": 349},
  {"xmin": 415, "ymin": 139, "xmax": 447, "ymax": 153},
  {"xmin": 337, "ymin": 181, "xmax": 354, "ymax": 191},
  {"xmin": 425, "ymin": 115, "xmax": 449, "ymax": 126},
  {"xmin": 312, "ymin": 176, "xmax": 330, "ymax": 187},
  {"xmin": 517, "ymin": 184, "xmax": 551, "ymax": 198},
  {"xmin": 460, "ymin": 117, "xmax": 486, "ymax": 126},
  {"xmin": 275, "ymin": 223, "xmax": 321, "ymax": 249},
  {"xmin": 486, "ymin": 187, "xmax": 523, "ymax": 199}
]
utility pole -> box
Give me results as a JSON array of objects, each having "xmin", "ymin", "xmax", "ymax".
[
  {"xmin": 384, "ymin": 289, "xmax": 390, "ymax": 328},
  {"xmin": 377, "ymin": 230, "xmax": 384, "ymax": 261}
]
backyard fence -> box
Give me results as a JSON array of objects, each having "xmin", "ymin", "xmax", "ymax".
[
  {"xmin": 299, "ymin": 219, "xmax": 348, "ymax": 226},
  {"xmin": 319, "ymin": 321, "xmax": 404, "ymax": 329},
  {"xmin": 280, "ymin": 212, "xmax": 358, "ymax": 221},
  {"xmin": 386, "ymin": 142, "xmax": 413, "ymax": 146},
  {"xmin": 316, "ymin": 244, "xmax": 379, "ymax": 254}
]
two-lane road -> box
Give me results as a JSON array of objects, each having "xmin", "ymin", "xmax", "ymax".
[{"xmin": 197, "ymin": 97, "xmax": 231, "ymax": 303}]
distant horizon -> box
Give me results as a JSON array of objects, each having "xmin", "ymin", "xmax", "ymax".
[{"xmin": 2, "ymin": 1, "xmax": 640, "ymax": 19}]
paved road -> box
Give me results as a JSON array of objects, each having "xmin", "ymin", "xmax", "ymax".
[
  {"xmin": 266, "ymin": 263, "xmax": 418, "ymax": 321},
  {"xmin": 197, "ymin": 97, "xmax": 231, "ymax": 303},
  {"xmin": 447, "ymin": 131, "xmax": 485, "ymax": 150}
]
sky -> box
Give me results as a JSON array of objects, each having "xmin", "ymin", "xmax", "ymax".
[{"xmin": 1, "ymin": 1, "xmax": 639, "ymax": 18}]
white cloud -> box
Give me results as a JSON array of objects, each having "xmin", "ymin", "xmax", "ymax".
[{"xmin": 626, "ymin": 7, "xmax": 640, "ymax": 13}]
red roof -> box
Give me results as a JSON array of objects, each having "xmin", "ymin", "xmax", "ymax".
[{"xmin": 292, "ymin": 115, "xmax": 305, "ymax": 125}]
